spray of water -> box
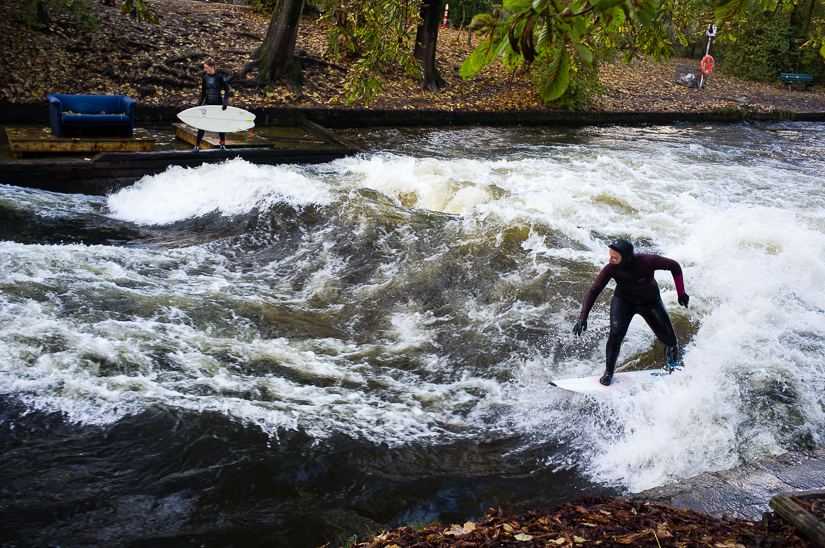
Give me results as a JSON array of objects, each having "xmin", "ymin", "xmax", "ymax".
[{"xmin": 1, "ymin": 124, "xmax": 823, "ymax": 496}]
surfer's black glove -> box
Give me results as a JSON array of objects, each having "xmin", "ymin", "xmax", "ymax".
[
  {"xmin": 678, "ymin": 294, "xmax": 690, "ymax": 308},
  {"xmin": 572, "ymin": 318, "xmax": 587, "ymax": 337}
]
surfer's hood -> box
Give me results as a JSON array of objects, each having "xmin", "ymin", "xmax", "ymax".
[{"xmin": 608, "ymin": 238, "xmax": 635, "ymax": 267}]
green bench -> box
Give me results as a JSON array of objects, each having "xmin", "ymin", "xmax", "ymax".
[{"xmin": 780, "ymin": 73, "xmax": 817, "ymax": 91}]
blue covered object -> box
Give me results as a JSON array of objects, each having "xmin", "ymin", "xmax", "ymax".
[{"xmin": 47, "ymin": 94, "xmax": 136, "ymax": 137}]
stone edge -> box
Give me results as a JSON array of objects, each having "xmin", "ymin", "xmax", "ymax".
[{"xmin": 2, "ymin": 100, "xmax": 825, "ymax": 128}]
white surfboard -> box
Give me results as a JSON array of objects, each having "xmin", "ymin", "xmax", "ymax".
[
  {"xmin": 176, "ymin": 105, "xmax": 256, "ymax": 133},
  {"xmin": 550, "ymin": 369, "xmax": 677, "ymax": 393}
]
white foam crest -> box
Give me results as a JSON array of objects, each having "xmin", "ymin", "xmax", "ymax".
[
  {"xmin": 335, "ymin": 154, "xmax": 501, "ymax": 215},
  {"xmin": 106, "ymin": 158, "xmax": 334, "ymax": 225}
]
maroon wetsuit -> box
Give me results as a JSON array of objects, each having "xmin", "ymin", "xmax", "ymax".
[
  {"xmin": 580, "ymin": 254, "xmax": 686, "ymax": 320},
  {"xmin": 578, "ymin": 247, "xmax": 687, "ymax": 383}
]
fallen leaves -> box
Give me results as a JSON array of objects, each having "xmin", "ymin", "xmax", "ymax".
[
  {"xmin": 444, "ymin": 521, "xmax": 475, "ymax": 536},
  {"xmin": 2, "ymin": 0, "xmax": 825, "ymax": 114},
  {"xmin": 343, "ymin": 496, "xmax": 818, "ymax": 548}
]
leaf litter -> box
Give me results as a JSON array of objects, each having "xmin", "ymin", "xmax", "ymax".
[
  {"xmin": 339, "ymin": 496, "xmax": 817, "ymax": 548},
  {"xmin": 2, "ymin": 0, "xmax": 825, "ymax": 114}
]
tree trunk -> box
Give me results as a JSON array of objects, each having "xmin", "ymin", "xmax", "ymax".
[
  {"xmin": 414, "ymin": 0, "xmax": 449, "ymax": 92},
  {"xmin": 256, "ymin": 0, "xmax": 305, "ymax": 93},
  {"xmin": 35, "ymin": 0, "xmax": 50, "ymax": 26},
  {"xmin": 467, "ymin": 0, "xmax": 476, "ymax": 47}
]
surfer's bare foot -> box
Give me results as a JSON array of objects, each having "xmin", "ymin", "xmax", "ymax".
[
  {"xmin": 599, "ymin": 374, "xmax": 612, "ymax": 386},
  {"xmin": 192, "ymin": 145, "xmax": 200, "ymax": 152},
  {"xmin": 219, "ymin": 145, "xmax": 227, "ymax": 151}
]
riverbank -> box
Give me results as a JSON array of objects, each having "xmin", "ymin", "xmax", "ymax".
[
  {"xmin": 339, "ymin": 446, "xmax": 825, "ymax": 548},
  {"xmin": 633, "ymin": 444, "xmax": 825, "ymax": 522},
  {"xmin": 4, "ymin": 98, "xmax": 825, "ymax": 129},
  {"xmin": 3, "ymin": 0, "xmax": 825, "ymax": 121}
]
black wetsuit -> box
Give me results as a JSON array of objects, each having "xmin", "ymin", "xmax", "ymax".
[
  {"xmin": 199, "ymin": 72, "xmax": 229, "ymax": 108},
  {"xmin": 579, "ymin": 240, "xmax": 686, "ymax": 381},
  {"xmin": 195, "ymin": 71, "xmax": 230, "ymax": 148}
]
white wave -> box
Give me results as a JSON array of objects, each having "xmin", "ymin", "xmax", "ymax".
[{"xmin": 106, "ymin": 158, "xmax": 335, "ymax": 225}]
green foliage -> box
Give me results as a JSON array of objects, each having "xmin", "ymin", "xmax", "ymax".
[
  {"xmin": 460, "ymin": 0, "xmax": 675, "ymax": 103},
  {"xmin": 722, "ymin": 3, "xmax": 794, "ymax": 82},
  {"xmin": 120, "ymin": 0, "xmax": 160, "ymax": 24},
  {"xmin": 323, "ymin": 0, "xmax": 422, "ymax": 105},
  {"xmin": 407, "ymin": 518, "xmax": 442, "ymax": 531},
  {"xmin": 531, "ymin": 45, "xmax": 603, "ymax": 109},
  {"xmin": 714, "ymin": 0, "xmax": 825, "ymax": 79},
  {"xmin": 462, "ymin": 0, "xmax": 825, "ymax": 101},
  {"xmin": 248, "ymin": 0, "xmax": 282, "ymax": 14},
  {"xmin": 771, "ymin": 108, "xmax": 797, "ymax": 119},
  {"xmin": 711, "ymin": 105, "xmax": 749, "ymax": 118},
  {"xmin": 446, "ymin": 0, "xmax": 499, "ymax": 29},
  {"xmin": 799, "ymin": 30, "xmax": 825, "ymax": 78},
  {"xmin": 22, "ymin": 0, "xmax": 97, "ymax": 28}
]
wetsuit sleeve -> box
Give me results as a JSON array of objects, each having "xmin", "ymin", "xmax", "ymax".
[
  {"xmin": 198, "ymin": 74, "xmax": 206, "ymax": 105},
  {"xmin": 652, "ymin": 255, "xmax": 685, "ymax": 296},
  {"xmin": 580, "ymin": 266, "xmax": 612, "ymax": 320},
  {"xmin": 221, "ymin": 76, "xmax": 230, "ymax": 108}
]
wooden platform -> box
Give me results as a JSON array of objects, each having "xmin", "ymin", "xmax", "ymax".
[
  {"xmin": 173, "ymin": 123, "xmax": 274, "ymax": 149},
  {"xmin": 0, "ymin": 118, "xmax": 360, "ymax": 195},
  {"xmin": 5, "ymin": 127, "xmax": 155, "ymax": 158},
  {"xmin": 173, "ymin": 123, "xmax": 329, "ymax": 149}
]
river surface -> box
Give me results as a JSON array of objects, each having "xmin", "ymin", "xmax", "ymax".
[{"xmin": 1, "ymin": 122, "xmax": 824, "ymax": 547}]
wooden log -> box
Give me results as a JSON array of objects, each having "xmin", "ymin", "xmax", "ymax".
[
  {"xmin": 769, "ymin": 493, "xmax": 825, "ymax": 547},
  {"xmin": 297, "ymin": 117, "xmax": 361, "ymax": 150},
  {"xmin": 232, "ymin": 31, "xmax": 262, "ymax": 40},
  {"xmin": 165, "ymin": 53, "xmax": 204, "ymax": 65}
]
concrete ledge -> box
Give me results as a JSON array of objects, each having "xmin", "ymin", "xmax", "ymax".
[
  {"xmin": 3, "ymin": 100, "xmax": 825, "ymax": 128},
  {"xmin": 632, "ymin": 446, "xmax": 825, "ymax": 521}
]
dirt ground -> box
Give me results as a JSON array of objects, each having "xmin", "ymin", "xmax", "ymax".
[{"xmin": 2, "ymin": 0, "xmax": 825, "ymax": 114}]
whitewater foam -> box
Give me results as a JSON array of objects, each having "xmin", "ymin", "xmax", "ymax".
[
  {"xmin": 107, "ymin": 159, "xmax": 335, "ymax": 225},
  {"xmin": 3, "ymin": 124, "xmax": 824, "ymax": 493}
]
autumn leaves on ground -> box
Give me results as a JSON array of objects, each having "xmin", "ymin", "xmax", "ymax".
[
  {"xmin": 2, "ymin": 0, "xmax": 825, "ymax": 114},
  {"xmin": 346, "ymin": 497, "xmax": 817, "ymax": 548}
]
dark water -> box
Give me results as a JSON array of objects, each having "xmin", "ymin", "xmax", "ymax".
[{"xmin": 1, "ymin": 122, "xmax": 824, "ymax": 547}]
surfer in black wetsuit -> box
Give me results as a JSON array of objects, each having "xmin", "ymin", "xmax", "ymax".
[
  {"xmin": 193, "ymin": 58, "xmax": 230, "ymax": 152},
  {"xmin": 572, "ymin": 239, "xmax": 690, "ymax": 386}
]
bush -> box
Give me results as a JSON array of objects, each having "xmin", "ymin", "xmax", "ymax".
[
  {"xmin": 719, "ymin": 0, "xmax": 825, "ymax": 82},
  {"xmin": 723, "ymin": 5, "xmax": 794, "ymax": 82}
]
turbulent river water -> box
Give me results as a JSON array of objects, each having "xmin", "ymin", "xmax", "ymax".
[{"xmin": 1, "ymin": 122, "xmax": 824, "ymax": 547}]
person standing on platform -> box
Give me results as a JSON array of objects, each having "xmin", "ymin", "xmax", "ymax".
[{"xmin": 193, "ymin": 58, "xmax": 230, "ymax": 152}]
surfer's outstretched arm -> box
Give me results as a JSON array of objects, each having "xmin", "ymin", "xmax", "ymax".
[{"xmin": 573, "ymin": 267, "xmax": 611, "ymax": 337}]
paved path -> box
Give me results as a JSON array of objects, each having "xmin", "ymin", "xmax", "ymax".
[{"xmin": 631, "ymin": 446, "xmax": 825, "ymax": 521}]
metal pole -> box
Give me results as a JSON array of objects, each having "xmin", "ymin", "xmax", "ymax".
[{"xmin": 699, "ymin": 24, "xmax": 716, "ymax": 89}]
